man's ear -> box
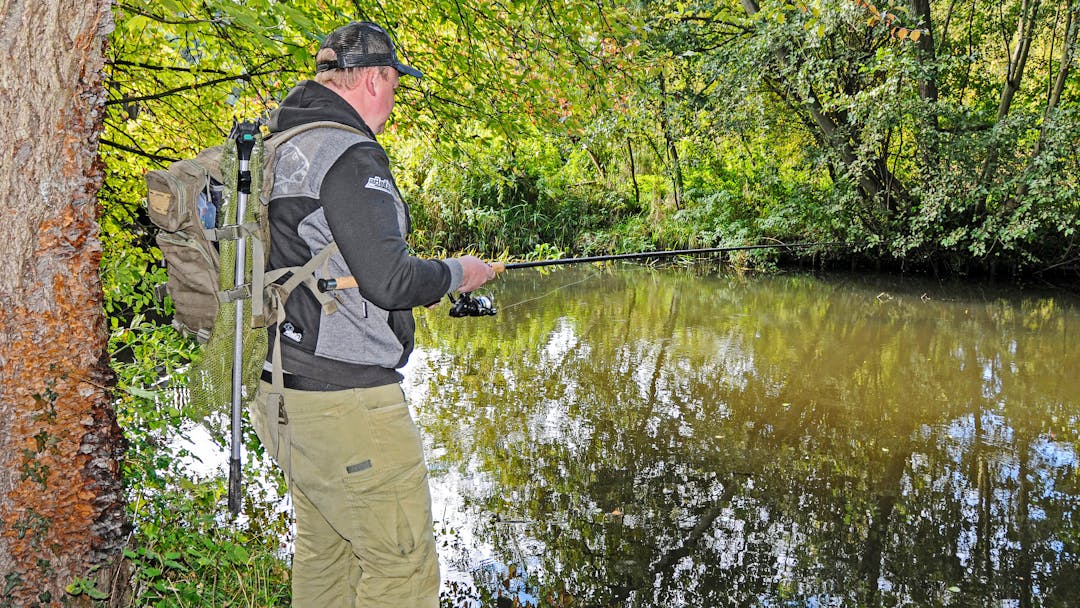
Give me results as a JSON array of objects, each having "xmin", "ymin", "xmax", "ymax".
[{"xmin": 364, "ymin": 70, "xmax": 379, "ymax": 96}]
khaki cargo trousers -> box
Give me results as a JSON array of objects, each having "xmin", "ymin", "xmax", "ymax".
[{"xmin": 251, "ymin": 382, "xmax": 440, "ymax": 607}]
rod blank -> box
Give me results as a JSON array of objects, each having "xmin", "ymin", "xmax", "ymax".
[{"xmin": 318, "ymin": 242, "xmax": 834, "ymax": 292}]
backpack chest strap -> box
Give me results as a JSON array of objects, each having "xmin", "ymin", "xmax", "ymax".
[{"xmin": 252, "ymin": 240, "xmax": 341, "ymax": 328}]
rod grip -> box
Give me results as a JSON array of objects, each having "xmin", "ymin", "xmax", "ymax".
[
  {"xmin": 491, "ymin": 262, "xmax": 506, "ymax": 274},
  {"xmin": 317, "ymin": 275, "xmax": 358, "ymax": 292}
]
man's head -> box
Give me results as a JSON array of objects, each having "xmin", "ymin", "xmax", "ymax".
[
  {"xmin": 315, "ymin": 22, "xmax": 422, "ymax": 134},
  {"xmin": 317, "ymin": 21, "xmax": 422, "ymax": 78}
]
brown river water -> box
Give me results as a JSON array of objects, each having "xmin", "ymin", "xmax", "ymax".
[{"xmin": 402, "ymin": 264, "xmax": 1080, "ymax": 607}]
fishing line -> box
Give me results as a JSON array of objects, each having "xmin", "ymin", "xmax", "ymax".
[{"xmin": 495, "ymin": 265, "xmax": 602, "ymax": 313}]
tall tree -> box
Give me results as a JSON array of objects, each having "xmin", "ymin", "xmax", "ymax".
[{"xmin": 0, "ymin": 0, "xmax": 125, "ymax": 605}]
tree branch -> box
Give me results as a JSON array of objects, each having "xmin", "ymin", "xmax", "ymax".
[
  {"xmin": 108, "ymin": 58, "xmax": 229, "ymax": 75},
  {"xmin": 116, "ymin": 2, "xmax": 216, "ymax": 25},
  {"xmin": 105, "ymin": 62, "xmax": 286, "ymax": 106},
  {"xmin": 100, "ymin": 138, "xmax": 178, "ymax": 164}
]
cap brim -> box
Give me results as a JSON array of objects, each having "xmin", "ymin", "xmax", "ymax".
[{"xmin": 396, "ymin": 62, "xmax": 423, "ymax": 78}]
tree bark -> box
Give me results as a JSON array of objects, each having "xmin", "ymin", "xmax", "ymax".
[
  {"xmin": 997, "ymin": 0, "xmax": 1042, "ymax": 122},
  {"xmin": 1018, "ymin": 0, "xmax": 1077, "ymax": 199},
  {"xmin": 0, "ymin": 0, "xmax": 124, "ymax": 605},
  {"xmin": 910, "ymin": 0, "xmax": 942, "ymax": 172}
]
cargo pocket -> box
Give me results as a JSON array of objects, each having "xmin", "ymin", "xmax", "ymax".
[
  {"xmin": 344, "ymin": 462, "xmax": 432, "ymax": 580},
  {"xmin": 367, "ymin": 399, "xmax": 426, "ymax": 468}
]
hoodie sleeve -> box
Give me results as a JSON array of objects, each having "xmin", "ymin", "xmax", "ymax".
[{"xmin": 320, "ymin": 142, "xmax": 458, "ymax": 310}]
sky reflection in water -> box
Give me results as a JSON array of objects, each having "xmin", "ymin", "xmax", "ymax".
[{"xmin": 405, "ymin": 265, "xmax": 1080, "ymax": 608}]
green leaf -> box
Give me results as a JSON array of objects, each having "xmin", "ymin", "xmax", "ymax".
[
  {"xmin": 124, "ymin": 385, "xmax": 159, "ymax": 400},
  {"xmin": 226, "ymin": 544, "xmax": 250, "ymax": 564}
]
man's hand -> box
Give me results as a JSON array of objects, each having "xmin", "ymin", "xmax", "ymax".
[{"xmin": 455, "ymin": 255, "xmax": 497, "ymax": 292}]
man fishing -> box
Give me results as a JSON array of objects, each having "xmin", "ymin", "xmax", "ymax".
[{"xmin": 249, "ymin": 20, "xmax": 496, "ymax": 607}]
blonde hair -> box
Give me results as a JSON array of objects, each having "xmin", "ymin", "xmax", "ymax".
[{"xmin": 315, "ymin": 49, "xmax": 393, "ymax": 89}]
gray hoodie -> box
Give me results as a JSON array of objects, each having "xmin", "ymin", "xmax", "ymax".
[{"xmin": 265, "ymin": 80, "xmax": 463, "ymax": 388}]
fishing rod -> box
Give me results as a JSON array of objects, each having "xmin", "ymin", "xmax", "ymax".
[
  {"xmin": 317, "ymin": 241, "xmax": 833, "ymax": 316},
  {"xmin": 488, "ymin": 242, "xmax": 830, "ymax": 272}
]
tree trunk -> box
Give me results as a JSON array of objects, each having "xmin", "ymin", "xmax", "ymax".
[
  {"xmin": 997, "ymin": 0, "xmax": 1042, "ymax": 122},
  {"xmin": 1018, "ymin": 0, "xmax": 1077, "ymax": 198},
  {"xmin": 910, "ymin": 0, "xmax": 942, "ymax": 172},
  {"xmin": 0, "ymin": 1, "xmax": 124, "ymax": 605},
  {"xmin": 910, "ymin": 0, "xmax": 939, "ymax": 104},
  {"xmin": 657, "ymin": 72, "xmax": 684, "ymax": 211},
  {"xmin": 744, "ymin": 0, "xmax": 905, "ymax": 207},
  {"xmin": 978, "ymin": 0, "xmax": 1042, "ymax": 195}
]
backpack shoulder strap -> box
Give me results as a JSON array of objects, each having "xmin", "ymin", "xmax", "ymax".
[{"xmin": 250, "ymin": 121, "xmax": 372, "ymax": 326}]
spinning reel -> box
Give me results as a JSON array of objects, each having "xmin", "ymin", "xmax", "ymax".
[{"xmin": 448, "ymin": 292, "xmax": 497, "ymax": 317}]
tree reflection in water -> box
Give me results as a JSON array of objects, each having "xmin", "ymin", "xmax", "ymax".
[{"xmin": 402, "ymin": 266, "xmax": 1079, "ymax": 607}]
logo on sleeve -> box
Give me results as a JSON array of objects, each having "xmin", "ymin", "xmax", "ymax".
[{"xmin": 364, "ymin": 176, "xmax": 394, "ymax": 195}]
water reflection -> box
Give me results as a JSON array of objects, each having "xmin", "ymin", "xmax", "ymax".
[{"xmin": 403, "ymin": 266, "xmax": 1080, "ymax": 607}]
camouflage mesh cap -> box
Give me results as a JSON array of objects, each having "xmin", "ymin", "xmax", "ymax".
[{"xmin": 316, "ymin": 21, "xmax": 422, "ymax": 78}]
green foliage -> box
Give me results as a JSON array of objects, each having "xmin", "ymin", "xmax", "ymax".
[
  {"xmin": 393, "ymin": 128, "xmax": 636, "ymax": 257},
  {"xmin": 115, "ymin": 377, "xmax": 292, "ymax": 606},
  {"xmin": 66, "ymin": 577, "xmax": 110, "ymax": 601},
  {"xmin": 647, "ymin": 0, "xmax": 1080, "ymax": 273},
  {"xmin": 120, "ymin": 511, "xmax": 289, "ymax": 607},
  {"xmin": 105, "ymin": 0, "xmax": 1080, "ymax": 286}
]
